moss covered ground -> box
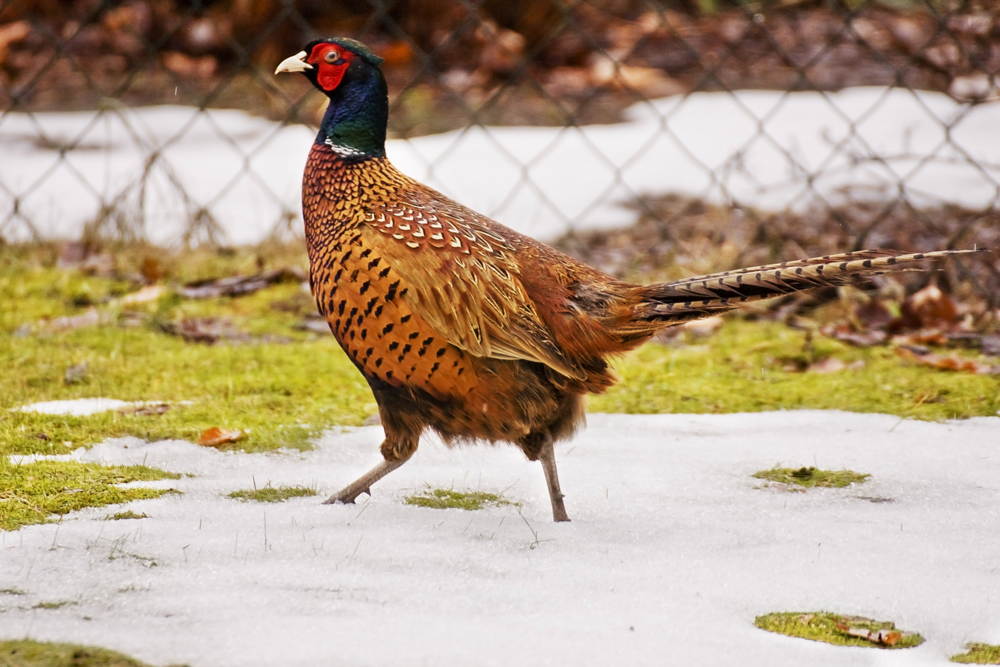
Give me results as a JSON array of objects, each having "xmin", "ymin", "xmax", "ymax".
[
  {"xmin": 1, "ymin": 242, "xmax": 998, "ymax": 531},
  {"xmin": 227, "ymin": 484, "xmax": 317, "ymax": 503},
  {"xmin": 752, "ymin": 466, "xmax": 871, "ymax": 489},
  {"xmin": 0, "ymin": 245, "xmax": 375, "ymax": 456},
  {"xmin": 755, "ymin": 611, "xmax": 924, "ymax": 648},
  {"xmin": 951, "ymin": 643, "xmax": 1000, "ymax": 664},
  {"xmin": 0, "ymin": 459, "xmax": 178, "ymax": 531},
  {"xmin": 404, "ymin": 488, "xmax": 516, "ymax": 510},
  {"xmin": 593, "ymin": 323, "xmax": 1000, "ymax": 420},
  {"xmin": 0, "ymin": 639, "xmax": 186, "ymax": 667}
]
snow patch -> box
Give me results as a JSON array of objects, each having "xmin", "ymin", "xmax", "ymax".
[
  {"xmin": 1, "ymin": 411, "xmax": 998, "ymax": 666},
  {"xmin": 3, "ymin": 88, "xmax": 999, "ymax": 245},
  {"xmin": 18, "ymin": 398, "xmax": 137, "ymax": 416}
]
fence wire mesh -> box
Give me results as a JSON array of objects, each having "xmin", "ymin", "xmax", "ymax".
[{"xmin": 1, "ymin": 0, "xmax": 998, "ymax": 313}]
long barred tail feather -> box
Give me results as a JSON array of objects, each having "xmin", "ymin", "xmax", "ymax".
[{"xmin": 632, "ymin": 248, "xmax": 988, "ymax": 326}]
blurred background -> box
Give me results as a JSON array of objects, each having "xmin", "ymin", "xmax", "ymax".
[{"xmin": 1, "ymin": 0, "xmax": 998, "ymax": 318}]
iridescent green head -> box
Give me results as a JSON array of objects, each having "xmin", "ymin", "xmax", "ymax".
[{"xmin": 275, "ymin": 37, "xmax": 388, "ymax": 159}]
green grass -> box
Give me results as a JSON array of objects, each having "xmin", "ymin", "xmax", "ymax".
[
  {"xmin": 227, "ymin": 484, "xmax": 317, "ymax": 503},
  {"xmin": 0, "ymin": 459, "xmax": 178, "ymax": 531},
  {"xmin": 755, "ymin": 612, "xmax": 924, "ymax": 649},
  {"xmin": 752, "ymin": 466, "xmax": 871, "ymax": 488},
  {"xmin": 0, "ymin": 329, "xmax": 374, "ymax": 455},
  {"xmin": 952, "ymin": 643, "xmax": 1000, "ymax": 664},
  {"xmin": 593, "ymin": 321, "xmax": 1000, "ymax": 420},
  {"xmin": 0, "ymin": 639, "xmax": 186, "ymax": 667},
  {"xmin": 3, "ymin": 245, "xmax": 997, "ymax": 461},
  {"xmin": 105, "ymin": 510, "xmax": 149, "ymax": 520},
  {"xmin": 405, "ymin": 488, "xmax": 516, "ymax": 510},
  {"xmin": 1, "ymin": 242, "xmax": 997, "ymax": 531},
  {"xmin": 32, "ymin": 600, "xmax": 76, "ymax": 610},
  {"xmin": 0, "ymin": 285, "xmax": 376, "ymax": 454}
]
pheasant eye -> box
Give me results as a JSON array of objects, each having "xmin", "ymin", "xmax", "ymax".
[{"xmin": 324, "ymin": 50, "xmax": 340, "ymax": 64}]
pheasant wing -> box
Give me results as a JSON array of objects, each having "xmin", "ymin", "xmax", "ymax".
[{"xmin": 361, "ymin": 193, "xmax": 586, "ymax": 380}]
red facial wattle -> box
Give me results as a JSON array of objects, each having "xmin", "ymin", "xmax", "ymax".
[{"xmin": 308, "ymin": 43, "xmax": 354, "ymax": 92}]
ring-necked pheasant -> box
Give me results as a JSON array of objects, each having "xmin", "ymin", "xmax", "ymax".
[{"xmin": 276, "ymin": 37, "xmax": 983, "ymax": 522}]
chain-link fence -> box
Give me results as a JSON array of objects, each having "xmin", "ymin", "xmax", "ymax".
[{"xmin": 1, "ymin": 0, "xmax": 998, "ymax": 312}]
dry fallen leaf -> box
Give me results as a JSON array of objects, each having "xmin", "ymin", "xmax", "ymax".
[
  {"xmin": 160, "ymin": 317, "xmax": 246, "ymax": 344},
  {"xmin": 891, "ymin": 330, "xmax": 949, "ymax": 347},
  {"xmin": 120, "ymin": 403, "xmax": 171, "ymax": 416},
  {"xmin": 896, "ymin": 346, "xmax": 1000, "ymax": 375},
  {"xmin": 0, "ymin": 21, "xmax": 31, "ymax": 67},
  {"xmin": 590, "ymin": 57, "xmax": 685, "ymax": 96},
  {"xmin": 161, "ymin": 51, "xmax": 217, "ymax": 78},
  {"xmin": 834, "ymin": 622, "xmax": 902, "ymax": 646},
  {"xmin": 198, "ymin": 427, "xmax": 244, "ymax": 447},
  {"xmin": 141, "ymin": 256, "xmax": 163, "ymax": 283},
  {"xmin": 901, "ymin": 282, "xmax": 960, "ymax": 330},
  {"xmin": 177, "ymin": 268, "xmax": 305, "ymax": 299},
  {"xmin": 821, "ymin": 323, "xmax": 887, "ymax": 347},
  {"xmin": 853, "ymin": 299, "xmax": 894, "ymax": 331}
]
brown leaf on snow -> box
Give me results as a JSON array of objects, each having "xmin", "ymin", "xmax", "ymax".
[
  {"xmin": 197, "ymin": 427, "xmax": 244, "ymax": 447},
  {"xmin": 834, "ymin": 622, "xmax": 903, "ymax": 646},
  {"xmin": 896, "ymin": 345, "xmax": 1000, "ymax": 374}
]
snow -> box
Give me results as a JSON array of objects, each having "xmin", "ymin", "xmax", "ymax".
[
  {"xmin": 3, "ymin": 87, "xmax": 1000, "ymax": 245},
  {"xmin": 18, "ymin": 398, "xmax": 139, "ymax": 416},
  {"xmin": 3, "ymin": 410, "xmax": 1000, "ymax": 666}
]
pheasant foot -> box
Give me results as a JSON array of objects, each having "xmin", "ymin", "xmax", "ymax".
[
  {"xmin": 539, "ymin": 434, "xmax": 571, "ymax": 522},
  {"xmin": 324, "ymin": 458, "xmax": 406, "ymax": 504}
]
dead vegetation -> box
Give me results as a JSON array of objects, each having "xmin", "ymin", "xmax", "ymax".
[
  {"xmin": 554, "ymin": 194, "xmax": 1000, "ymax": 346},
  {"xmin": 4, "ymin": 1, "xmax": 1000, "ymax": 132}
]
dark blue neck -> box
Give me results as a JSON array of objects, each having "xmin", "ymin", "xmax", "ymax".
[{"xmin": 315, "ymin": 71, "xmax": 388, "ymax": 160}]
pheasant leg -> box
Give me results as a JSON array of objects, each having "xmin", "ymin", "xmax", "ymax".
[
  {"xmin": 538, "ymin": 435, "xmax": 571, "ymax": 522},
  {"xmin": 324, "ymin": 458, "xmax": 406, "ymax": 505}
]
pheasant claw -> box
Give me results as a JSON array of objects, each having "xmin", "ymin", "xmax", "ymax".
[{"xmin": 324, "ymin": 458, "xmax": 406, "ymax": 505}]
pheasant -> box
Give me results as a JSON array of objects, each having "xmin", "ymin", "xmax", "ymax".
[{"xmin": 276, "ymin": 37, "xmax": 982, "ymax": 522}]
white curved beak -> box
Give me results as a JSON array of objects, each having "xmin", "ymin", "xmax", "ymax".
[{"xmin": 275, "ymin": 51, "xmax": 312, "ymax": 75}]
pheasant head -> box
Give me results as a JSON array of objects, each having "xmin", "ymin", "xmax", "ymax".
[{"xmin": 276, "ymin": 38, "xmax": 388, "ymax": 160}]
